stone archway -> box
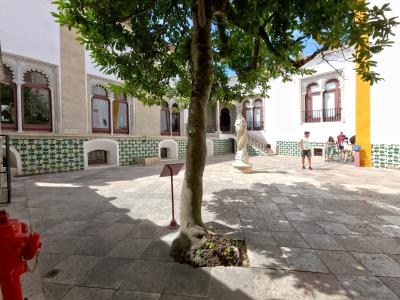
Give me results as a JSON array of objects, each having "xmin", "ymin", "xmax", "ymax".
[
  {"xmin": 83, "ymin": 139, "xmax": 119, "ymax": 169},
  {"xmin": 158, "ymin": 139, "xmax": 178, "ymax": 159},
  {"xmin": 220, "ymin": 108, "xmax": 231, "ymax": 132},
  {"xmin": 4, "ymin": 146, "xmax": 23, "ymax": 176}
]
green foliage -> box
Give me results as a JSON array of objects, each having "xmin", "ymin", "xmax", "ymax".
[
  {"xmin": 222, "ymin": 246, "xmax": 235, "ymax": 260},
  {"xmin": 52, "ymin": 0, "xmax": 398, "ymax": 105},
  {"xmin": 205, "ymin": 241, "xmax": 215, "ymax": 249}
]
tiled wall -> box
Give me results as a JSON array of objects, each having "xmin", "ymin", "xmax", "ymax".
[
  {"xmin": 372, "ymin": 144, "xmax": 400, "ymax": 168},
  {"xmin": 9, "ymin": 137, "xmax": 237, "ymax": 176},
  {"xmin": 213, "ymin": 139, "xmax": 234, "ymax": 155},
  {"xmin": 117, "ymin": 138, "xmax": 161, "ymax": 166},
  {"xmin": 247, "ymin": 144, "xmax": 268, "ymax": 156},
  {"xmin": 277, "ymin": 140, "xmax": 400, "ymax": 168},
  {"xmin": 276, "ymin": 141, "xmax": 325, "ymax": 157},
  {"xmin": 10, "ymin": 138, "xmax": 85, "ymax": 175}
]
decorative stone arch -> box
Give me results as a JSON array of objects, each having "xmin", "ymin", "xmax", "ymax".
[
  {"xmin": 158, "ymin": 139, "xmax": 178, "ymax": 159},
  {"xmin": 2, "ymin": 57, "xmax": 18, "ymax": 81},
  {"xmin": 206, "ymin": 140, "xmax": 213, "ymax": 157},
  {"xmin": 20, "ymin": 64, "xmax": 54, "ymax": 89},
  {"xmin": 2, "ymin": 63, "xmax": 16, "ymax": 82},
  {"xmin": 87, "ymin": 77, "xmax": 121, "ymax": 98},
  {"xmin": 2, "ymin": 146, "xmax": 23, "ymax": 176},
  {"xmin": 83, "ymin": 139, "xmax": 119, "ymax": 169}
]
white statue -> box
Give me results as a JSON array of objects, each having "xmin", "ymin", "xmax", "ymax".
[{"xmin": 232, "ymin": 115, "xmax": 252, "ymax": 173}]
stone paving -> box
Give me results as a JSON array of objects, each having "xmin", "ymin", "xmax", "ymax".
[{"xmin": 2, "ymin": 154, "xmax": 400, "ymax": 299}]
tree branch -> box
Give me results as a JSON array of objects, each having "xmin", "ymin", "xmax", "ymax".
[
  {"xmin": 320, "ymin": 51, "xmax": 344, "ymax": 77},
  {"xmin": 215, "ymin": 0, "xmax": 330, "ymax": 69},
  {"xmin": 251, "ymin": 36, "xmax": 260, "ymax": 69},
  {"xmin": 172, "ymin": 0, "xmax": 190, "ymax": 33},
  {"xmin": 293, "ymin": 46, "xmax": 328, "ymax": 68},
  {"xmin": 120, "ymin": 1, "xmax": 157, "ymax": 23},
  {"xmin": 198, "ymin": 0, "xmax": 206, "ymax": 28},
  {"xmin": 216, "ymin": 15, "xmax": 230, "ymax": 58}
]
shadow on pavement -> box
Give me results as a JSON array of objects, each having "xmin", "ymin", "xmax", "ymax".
[{"xmin": 3, "ymin": 155, "xmax": 400, "ymax": 299}]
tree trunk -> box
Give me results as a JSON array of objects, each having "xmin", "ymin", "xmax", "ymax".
[{"xmin": 171, "ymin": 0, "xmax": 213, "ymax": 263}]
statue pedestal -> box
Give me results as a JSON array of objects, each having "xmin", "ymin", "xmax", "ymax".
[{"xmin": 232, "ymin": 160, "xmax": 252, "ymax": 174}]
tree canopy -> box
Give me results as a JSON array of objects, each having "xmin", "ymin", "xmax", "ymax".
[{"xmin": 53, "ymin": 0, "xmax": 397, "ymax": 106}]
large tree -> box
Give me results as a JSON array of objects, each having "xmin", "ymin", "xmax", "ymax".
[{"xmin": 53, "ymin": 0, "xmax": 397, "ymax": 263}]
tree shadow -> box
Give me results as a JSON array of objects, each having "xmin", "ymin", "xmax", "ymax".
[
  {"xmin": 203, "ymin": 179, "xmax": 400, "ymax": 299},
  {"xmin": 3, "ymin": 162, "xmax": 255, "ymax": 300},
  {"xmin": 4, "ymin": 157, "xmax": 400, "ymax": 299}
]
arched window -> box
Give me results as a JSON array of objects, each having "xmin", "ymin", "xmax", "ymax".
[
  {"xmin": 91, "ymin": 85, "xmax": 110, "ymax": 133},
  {"xmin": 253, "ymin": 99, "xmax": 263, "ymax": 130},
  {"xmin": 22, "ymin": 71, "xmax": 52, "ymax": 131},
  {"xmin": 220, "ymin": 108, "xmax": 231, "ymax": 132},
  {"xmin": 171, "ymin": 103, "xmax": 180, "ymax": 135},
  {"xmin": 160, "ymin": 101, "xmax": 170, "ymax": 135},
  {"xmin": 113, "ymin": 92, "xmax": 128, "ymax": 134},
  {"xmin": 304, "ymin": 83, "xmax": 321, "ymax": 123},
  {"xmin": 242, "ymin": 100, "xmax": 252, "ymax": 129},
  {"xmin": 0, "ymin": 65, "xmax": 17, "ymax": 130},
  {"xmin": 323, "ymin": 79, "xmax": 341, "ymax": 122}
]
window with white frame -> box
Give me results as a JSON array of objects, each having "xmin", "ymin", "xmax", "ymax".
[
  {"xmin": 0, "ymin": 65, "xmax": 17, "ymax": 130},
  {"xmin": 91, "ymin": 85, "xmax": 110, "ymax": 133},
  {"xmin": 304, "ymin": 79, "xmax": 341, "ymax": 123},
  {"xmin": 22, "ymin": 71, "xmax": 52, "ymax": 131},
  {"xmin": 242, "ymin": 99, "xmax": 264, "ymax": 130},
  {"xmin": 113, "ymin": 92, "xmax": 128, "ymax": 134},
  {"xmin": 160, "ymin": 101, "xmax": 170, "ymax": 135}
]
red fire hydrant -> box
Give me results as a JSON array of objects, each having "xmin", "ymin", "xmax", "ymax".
[{"xmin": 0, "ymin": 210, "xmax": 41, "ymax": 300}]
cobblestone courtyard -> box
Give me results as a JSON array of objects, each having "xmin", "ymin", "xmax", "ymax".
[{"xmin": 2, "ymin": 155, "xmax": 400, "ymax": 299}]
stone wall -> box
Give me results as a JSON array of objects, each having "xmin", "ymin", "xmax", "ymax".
[{"xmin": 60, "ymin": 27, "xmax": 89, "ymax": 134}]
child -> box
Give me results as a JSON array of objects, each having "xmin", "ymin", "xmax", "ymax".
[
  {"xmin": 343, "ymin": 138, "xmax": 353, "ymax": 162},
  {"xmin": 299, "ymin": 131, "xmax": 312, "ymax": 170},
  {"xmin": 325, "ymin": 136, "xmax": 336, "ymax": 161}
]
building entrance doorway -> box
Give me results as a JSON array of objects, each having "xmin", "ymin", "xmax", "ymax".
[{"xmin": 220, "ymin": 108, "xmax": 231, "ymax": 132}]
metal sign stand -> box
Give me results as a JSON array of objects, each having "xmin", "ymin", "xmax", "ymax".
[{"xmin": 160, "ymin": 163, "xmax": 184, "ymax": 229}]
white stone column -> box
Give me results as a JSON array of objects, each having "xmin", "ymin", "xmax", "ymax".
[
  {"xmin": 50, "ymin": 87, "xmax": 56, "ymax": 133},
  {"xmin": 216, "ymin": 101, "xmax": 221, "ymax": 134},
  {"xmin": 127, "ymin": 99, "xmax": 134, "ymax": 135},
  {"xmin": 109, "ymin": 93, "xmax": 114, "ymax": 134},
  {"xmin": 169, "ymin": 103, "xmax": 172, "ymax": 136},
  {"xmin": 16, "ymin": 82, "xmax": 23, "ymax": 132},
  {"xmin": 88, "ymin": 93, "xmax": 93, "ymax": 134}
]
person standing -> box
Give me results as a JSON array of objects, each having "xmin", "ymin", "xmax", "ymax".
[
  {"xmin": 325, "ymin": 136, "xmax": 336, "ymax": 161},
  {"xmin": 337, "ymin": 131, "xmax": 347, "ymax": 157},
  {"xmin": 299, "ymin": 131, "xmax": 312, "ymax": 170},
  {"xmin": 343, "ymin": 138, "xmax": 353, "ymax": 162}
]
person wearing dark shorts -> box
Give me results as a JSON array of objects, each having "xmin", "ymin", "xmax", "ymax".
[
  {"xmin": 299, "ymin": 131, "xmax": 312, "ymax": 170},
  {"xmin": 337, "ymin": 131, "xmax": 347, "ymax": 156}
]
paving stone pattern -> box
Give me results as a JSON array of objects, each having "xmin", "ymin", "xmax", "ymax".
[{"xmin": 2, "ymin": 155, "xmax": 400, "ymax": 299}]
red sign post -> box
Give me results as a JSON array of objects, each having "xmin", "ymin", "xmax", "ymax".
[{"xmin": 160, "ymin": 163, "xmax": 184, "ymax": 229}]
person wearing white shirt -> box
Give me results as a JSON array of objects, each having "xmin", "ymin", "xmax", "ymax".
[{"xmin": 299, "ymin": 131, "xmax": 312, "ymax": 170}]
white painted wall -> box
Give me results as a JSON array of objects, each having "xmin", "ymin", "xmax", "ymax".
[
  {"xmin": 0, "ymin": 0, "xmax": 60, "ymax": 65},
  {"xmin": 370, "ymin": 0, "xmax": 400, "ymax": 144},
  {"xmin": 263, "ymin": 58, "xmax": 356, "ymax": 145},
  {"xmin": 83, "ymin": 139, "xmax": 119, "ymax": 169}
]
